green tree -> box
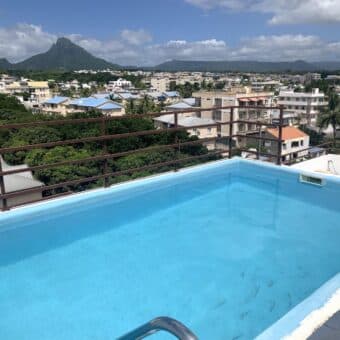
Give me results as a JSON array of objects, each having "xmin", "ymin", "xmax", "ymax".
[{"xmin": 317, "ymin": 93, "xmax": 340, "ymax": 145}]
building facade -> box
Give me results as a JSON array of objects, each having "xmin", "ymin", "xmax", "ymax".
[
  {"xmin": 277, "ymin": 88, "xmax": 326, "ymax": 126},
  {"xmin": 192, "ymin": 87, "xmax": 274, "ymax": 146}
]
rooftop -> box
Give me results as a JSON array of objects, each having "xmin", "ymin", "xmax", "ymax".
[
  {"xmin": 266, "ymin": 126, "xmax": 308, "ymax": 140},
  {"xmin": 154, "ymin": 114, "xmax": 215, "ymax": 127}
]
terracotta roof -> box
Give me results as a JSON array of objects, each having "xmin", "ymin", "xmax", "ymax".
[{"xmin": 266, "ymin": 126, "xmax": 307, "ymax": 140}]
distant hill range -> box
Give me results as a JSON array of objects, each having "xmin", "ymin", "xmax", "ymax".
[
  {"xmin": 0, "ymin": 38, "xmax": 339, "ymax": 72},
  {"xmin": 153, "ymin": 60, "xmax": 340, "ymax": 73},
  {"xmin": 0, "ymin": 37, "xmax": 119, "ymax": 71}
]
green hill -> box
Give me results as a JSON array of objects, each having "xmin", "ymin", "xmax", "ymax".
[{"xmin": 1, "ymin": 38, "xmax": 119, "ymax": 71}]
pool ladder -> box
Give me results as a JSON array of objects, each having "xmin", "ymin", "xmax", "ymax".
[
  {"xmin": 117, "ymin": 316, "xmax": 198, "ymax": 340},
  {"xmin": 327, "ymin": 160, "xmax": 338, "ymax": 175}
]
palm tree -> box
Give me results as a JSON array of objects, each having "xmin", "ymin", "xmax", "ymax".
[{"xmin": 318, "ymin": 93, "xmax": 340, "ymax": 146}]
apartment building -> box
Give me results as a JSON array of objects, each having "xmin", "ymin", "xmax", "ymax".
[
  {"xmin": 192, "ymin": 87, "xmax": 274, "ymax": 146},
  {"xmin": 0, "ymin": 78, "xmax": 51, "ymax": 105},
  {"xmin": 150, "ymin": 77, "xmax": 170, "ymax": 92},
  {"xmin": 277, "ymin": 88, "xmax": 326, "ymax": 126}
]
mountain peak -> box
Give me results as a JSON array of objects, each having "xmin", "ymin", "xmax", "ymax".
[
  {"xmin": 0, "ymin": 58, "xmax": 12, "ymax": 69},
  {"xmin": 54, "ymin": 37, "xmax": 78, "ymax": 49},
  {"xmin": 12, "ymin": 38, "xmax": 118, "ymax": 71}
]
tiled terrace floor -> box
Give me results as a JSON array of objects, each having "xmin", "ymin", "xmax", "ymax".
[{"xmin": 308, "ymin": 311, "xmax": 340, "ymax": 340}]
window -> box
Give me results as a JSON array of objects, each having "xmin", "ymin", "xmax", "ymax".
[
  {"xmin": 283, "ymin": 143, "xmax": 287, "ymax": 150},
  {"xmin": 214, "ymin": 98, "xmax": 222, "ymax": 107},
  {"xmin": 300, "ymin": 140, "xmax": 304, "ymax": 146},
  {"xmin": 291, "ymin": 141, "xmax": 299, "ymax": 148},
  {"xmin": 213, "ymin": 110, "xmax": 222, "ymax": 121}
]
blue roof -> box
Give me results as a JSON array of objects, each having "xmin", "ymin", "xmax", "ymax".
[
  {"xmin": 163, "ymin": 91, "xmax": 180, "ymax": 97},
  {"xmin": 98, "ymin": 102, "xmax": 123, "ymax": 110},
  {"xmin": 309, "ymin": 147, "xmax": 325, "ymax": 154},
  {"xmin": 44, "ymin": 96, "xmax": 69, "ymax": 104},
  {"xmin": 69, "ymin": 97, "xmax": 109, "ymax": 108},
  {"xmin": 92, "ymin": 93, "xmax": 110, "ymax": 99},
  {"xmin": 118, "ymin": 92, "xmax": 140, "ymax": 100},
  {"xmin": 167, "ymin": 102, "xmax": 193, "ymax": 109},
  {"xmin": 183, "ymin": 98, "xmax": 196, "ymax": 106}
]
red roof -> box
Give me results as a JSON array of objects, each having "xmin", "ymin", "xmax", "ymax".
[{"xmin": 266, "ymin": 126, "xmax": 307, "ymax": 140}]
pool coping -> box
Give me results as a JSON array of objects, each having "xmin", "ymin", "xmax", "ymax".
[
  {"xmin": 1, "ymin": 157, "xmax": 340, "ymax": 338},
  {"xmin": 256, "ymin": 274, "xmax": 340, "ymax": 340}
]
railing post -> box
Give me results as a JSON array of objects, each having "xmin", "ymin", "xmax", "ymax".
[
  {"xmin": 173, "ymin": 111, "xmax": 179, "ymax": 171},
  {"xmin": 101, "ymin": 117, "xmax": 109, "ymax": 187},
  {"xmin": 228, "ymin": 108, "xmax": 234, "ymax": 159},
  {"xmin": 0, "ymin": 156, "xmax": 8, "ymax": 211},
  {"xmin": 174, "ymin": 111, "xmax": 178, "ymax": 127},
  {"xmin": 257, "ymin": 123, "xmax": 262, "ymax": 160},
  {"xmin": 277, "ymin": 106, "xmax": 284, "ymax": 165}
]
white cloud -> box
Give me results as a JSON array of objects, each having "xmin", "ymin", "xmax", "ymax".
[
  {"xmin": 185, "ymin": 0, "xmax": 340, "ymax": 24},
  {"xmin": 120, "ymin": 29, "xmax": 153, "ymax": 45},
  {"xmin": 0, "ymin": 23, "xmax": 56, "ymax": 62},
  {"xmin": 1, "ymin": 23, "xmax": 340, "ymax": 66}
]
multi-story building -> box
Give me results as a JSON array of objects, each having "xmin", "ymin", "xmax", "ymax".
[
  {"xmin": 192, "ymin": 87, "xmax": 274, "ymax": 146},
  {"xmin": 150, "ymin": 77, "xmax": 170, "ymax": 92},
  {"xmin": 277, "ymin": 88, "xmax": 326, "ymax": 126},
  {"xmin": 0, "ymin": 78, "xmax": 51, "ymax": 106}
]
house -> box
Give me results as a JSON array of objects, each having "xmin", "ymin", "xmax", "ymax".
[
  {"xmin": 165, "ymin": 101, "xmax": 193, "ymax": 112},
  {"xmin": 163, "ymin": 91, "xmax": 181, "ymax": 103},
  {"xmin": 277, "ymin": 88, "xmax": 326, "ymax": 126},
  {"xmin": 263, "ymin": 126, "xmax": 310, "ymax": 163},
  {"xmin": 42, "ymin": 96, "xmax": 70, "ymax": 116},
  {"xmin": 153, "ymin": 114, "xmax": 217, "ymax": 149},
  {"xmin": 68, "ymin": 97, "xmax": 125, "ymax": 116},
  {"xmin": 0, "ymin": 157, "xmax": 43, "ymax": 209}
]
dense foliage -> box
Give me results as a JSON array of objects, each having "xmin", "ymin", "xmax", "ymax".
[{"xmin": 0, "ymin": 94, "xmax": 215, "ymax": 196}]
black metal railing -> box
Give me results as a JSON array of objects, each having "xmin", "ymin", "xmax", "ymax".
[{"xmin": 0, "ymin": 105, "xmax": 283, "ymax": 211}]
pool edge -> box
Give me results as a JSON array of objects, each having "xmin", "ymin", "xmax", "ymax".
[{"xmin": 256, "ymin": 273, "xmax": 340, "ymax": 340}]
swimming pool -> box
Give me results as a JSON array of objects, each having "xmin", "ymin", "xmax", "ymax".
[{"xmin": 0, "ymin": 159, "xmax": 339, "ymax": 339}]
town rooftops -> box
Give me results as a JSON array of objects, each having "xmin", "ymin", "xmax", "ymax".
[
  {"xmin": 183, "ymin": 98, "xmax": 196, "ymax": 106},
  {"xmin": 166, "ymin": 102, "xmax": 193, "ymax": 110},
  {"xmin": 69, "ymin": 97, "xmax": 109, "ymax": 108},
  {"xmin": 154, "ymin": 114, "xmax": 215, "ymax": 127},
  {"xmin": 266, "ymin": 126, "xmax": 307, "ymax": 141},
  {"xmin": 44, "ymin": 96, "xmax": 69, "ymax": 105},
  {"xmin": 27, "ymin": 81, "xmax": 49, "ymax": 88},
  {"xmin": 98, "ymin": 102, "xmax": 123, "ymax": 110},
  {"xmin": 163, "ymin": 91, "xmax": 180, "ymax": 97}
]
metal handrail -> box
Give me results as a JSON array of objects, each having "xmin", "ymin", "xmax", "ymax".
[
  {"xmin": 327, "ymin": 160, "xmax": 338, "ymax": 175},
  {"xmin": 117, "ymin": 317, "xmax": 198, "ymax": 340}
]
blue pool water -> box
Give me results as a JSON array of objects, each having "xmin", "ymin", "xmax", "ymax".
[{"xmin": 0, "ymin": 159, "xmax": 340, "ymax": 340}]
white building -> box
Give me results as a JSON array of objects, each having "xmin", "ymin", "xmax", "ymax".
[
  {"xmin": 264, "ymin": 126, "xmax": 310, "ymax": 163},
  {"xmin": 277, "ymin": 88, "xmax": 326, "ymax": 126},
  {"xmin": 153, "ymin": 114, "xmax": 217, "ymax": 149},
  {"xmin": 150, "ymin": 77, "xmax": 169, "ymax": 92},
  {"xmin": 0, "ymin": 157, "xmax": 43, "ymax": 209}
]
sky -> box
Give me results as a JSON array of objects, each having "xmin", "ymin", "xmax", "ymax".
[{"xmin": 0, "ymin": 0, "xmax": 340, "ymax": 65}]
